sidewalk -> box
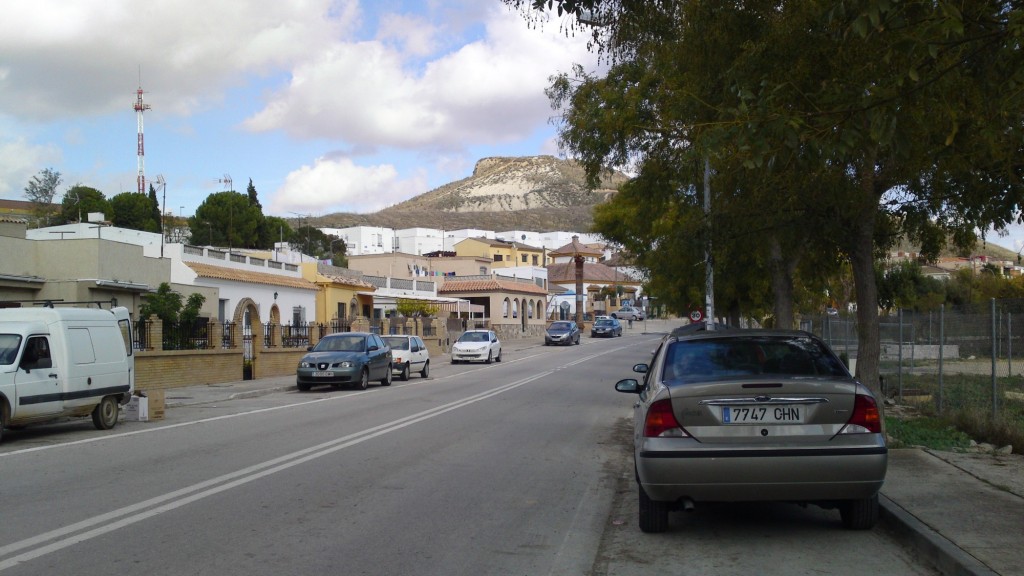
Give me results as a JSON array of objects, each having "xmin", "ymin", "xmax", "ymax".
[{"xmin": 155, "ymin": 322, "xmax": 1024, "ymax": 576}]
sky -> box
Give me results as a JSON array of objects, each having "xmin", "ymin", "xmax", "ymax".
[{"xmin": 0, "ymin": 0, "xmax": 600, "ymax": 221}]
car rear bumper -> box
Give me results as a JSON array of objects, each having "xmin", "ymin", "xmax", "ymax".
[{"xmin": 638, "ymin": 443, "xmax": 887, "ymax": 502}]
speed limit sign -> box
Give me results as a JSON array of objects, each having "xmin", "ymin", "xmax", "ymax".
[{"xmin": 689, "ymin": 309, "xmax": 703, "ymax": 322}]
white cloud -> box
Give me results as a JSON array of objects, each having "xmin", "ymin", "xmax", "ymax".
[
  {"xmin": 242, "ymin": 4, "xmax": 597, "ymax": 151},
  {"xmin": 0, "ymin": 0, "xmax": 358, "ymax": 120},
  {"xmin": 268, "ymin": 156, "xmax": 427, "ymax": 215},
  {"xmin": 0, "ymin": 136, "xmax": 62, "ymax": 197}
]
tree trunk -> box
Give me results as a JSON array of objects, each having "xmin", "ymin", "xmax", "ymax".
[
  {"xmin": 768, "ymin": 236, "xmax": 796, "ymax": 330},
  {"xmin": 849, "ymin": 178, "xmax": 882, "ymax": 398}
]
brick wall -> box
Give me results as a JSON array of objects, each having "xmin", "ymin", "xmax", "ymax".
[{"xmin": 136, "ymin": 349, "xmax": 243, "ymax": 390}]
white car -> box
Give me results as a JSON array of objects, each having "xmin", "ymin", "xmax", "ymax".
[
  {"xmin": 612, "ymin": 306, "xmax": 646, "ymax": 321},
  {"xmin": 382, "ymin": 335, "xmax": 430, "ymax": 380},
  {"xmin": 451, "ymin": 330, "xmax": 502, "ymax": 364}
]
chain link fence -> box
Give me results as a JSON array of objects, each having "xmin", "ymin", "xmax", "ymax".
[{"xmin": 804, "ymin": 299, "xmax": 1024, "ymax": 427}]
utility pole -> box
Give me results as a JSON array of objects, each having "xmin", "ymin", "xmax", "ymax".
[{"xmin": 704, "ymin": 158, "xmax": 716, "ymax": 331}]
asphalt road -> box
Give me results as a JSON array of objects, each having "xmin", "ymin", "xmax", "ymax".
[{"xmin": 0, "ymin": 332, "xmax": 936, "ymax": 576}]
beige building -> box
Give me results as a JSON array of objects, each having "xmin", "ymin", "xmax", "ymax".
[
  {"xmin": 439, "ymin": 277, "xmax": 548, "ymax": 340},
  {"xmin": 300, "ymin": 262, "xmax": 377, "ymax": 323},
  {"xmin": 454, "ymin": 237, "xmax": 547, "ymax": 269}
]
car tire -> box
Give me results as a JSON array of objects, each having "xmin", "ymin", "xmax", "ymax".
[
  {"xmin": 400, "ymin": 363, "xmax": 410, "ymax": 381},
  {"xmin": 451, "ymin": 358, "xmax": 459, "ymax": 365},
  {"xmin": 91, "ymin": 396, "xmax": 119, "ymax": 430},
  {"xmin": 638, "ymin": 484, "xmax": 669, "ymax": 533},
  {"xmin": 840, "ymin": 494, "xmax": 879, "ymax": 530},
  {"xmin": 496, "ymin": 349, "xmax": 502, "ymax": 362},
  {"xmin": 575, "ymin": 336, "xmax": 580, "ymax": 345},
  {"xmin": 486, "ymin": 351, "xmax": 493, "ymax": 364},
  {"xmin": 297, "ymin": 380, "xmax": 312, "ymax": 392},
  {"xmin": 381, "ymin": 364, "xmax": 393, "ymax": 386},
  {"xmin": 420, "ymin": 361, "xmax": 430, "ymax": 378},
  {"xmin": 356, "ymin": 369, "xmax": 369, "ymax": 390},
  {"xmin": 611, "ymin": 314, "xmax": 618, "ymax": 320}
]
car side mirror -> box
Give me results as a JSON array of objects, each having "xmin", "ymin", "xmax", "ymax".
[
  {"xmin": 306, "ymin": 346, "xmax": 313, "ymax": 352},
  {"xmin": 633, "ymin": 363, "xmax": 649, "ymax": 374},
  {"xmin": 368, "ymin": 345, "xmax": 379, "ymax": 352},
  {"xmin": 615, "ymin": 378, "xmax": 641, "ymax": 394}
]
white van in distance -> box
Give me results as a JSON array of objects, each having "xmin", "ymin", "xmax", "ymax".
[{"xmin": 0, "ymin": 304, "xmax": 135, "ymax": 442}]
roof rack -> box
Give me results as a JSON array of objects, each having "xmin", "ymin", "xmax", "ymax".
[{"xmin": 0, "ymin": 299, "xmax": 118, "ymax": 309}]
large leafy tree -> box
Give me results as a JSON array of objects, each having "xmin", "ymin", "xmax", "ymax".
[
  {"xmin": 508, "ymin": 0, "xmax": 1024, "ymax": 394},
  {"xmin": 110, "ymin": 191, "xmax": 160, "ymax": 232},
  {"xmin": 23, "ymin": 168, "xmax": 62, "ymax": 226},
  {"xmin": 59, "ymin": 185, "xmax": 111, "ymax": 225},
  {"xmin": 189, "ymin": 191, "xmax": 264, "ymax": 249}
]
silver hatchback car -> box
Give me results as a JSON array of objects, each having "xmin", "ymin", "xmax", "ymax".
[{"xmin": 615, "ymin": 329, "xmax": 887, "ymax": 532}]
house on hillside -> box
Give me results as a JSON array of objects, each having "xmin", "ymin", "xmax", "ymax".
[
  {"xmin": 454, "ymin": 237, "xmax": 547, "ymax": 268},
  {"xmin": 439, "ymin": 277, "xmax": 548, "ymax": 339}
]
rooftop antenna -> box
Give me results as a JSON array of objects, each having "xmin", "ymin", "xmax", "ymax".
[
  {"xmin": 133, "ymin": 68, "xmax": 151, "ymax": 194},
  {"xmin": 217, "ymin": 174, "xmax": 233, "ymax": 191}
]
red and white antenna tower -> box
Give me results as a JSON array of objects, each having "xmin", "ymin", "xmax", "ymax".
[{"xmin": 133, "ymin": 84, "xmax": 151, "ymax": 193}]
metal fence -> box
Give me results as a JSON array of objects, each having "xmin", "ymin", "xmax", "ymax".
[{"xmin": 805, "ymin": 299, "xmax": 1024, "ymax": 423}]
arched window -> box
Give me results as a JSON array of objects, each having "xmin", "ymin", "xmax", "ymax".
[
  {"xmin": 512, "ymin": 300, "xmax": 519, "ymax": 319},
  {"xmin": 503, "ymin": 298, "xmax": 510, "ymax": 318},
  {"xmin": 528, "ymin": 300, "xmax": 534, "ymax": 319},
  {"xmin": 350, "ymin": 298, "xmax": 359, "ymax": 318}
]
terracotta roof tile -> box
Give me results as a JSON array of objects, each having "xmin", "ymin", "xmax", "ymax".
[
  {"xmin": 440, "ymin": 278, "xmax": 548, "ymax": 296},
  {"xmin": 185, "ymin": 261, "xmax": 319, "ymax": 290}
]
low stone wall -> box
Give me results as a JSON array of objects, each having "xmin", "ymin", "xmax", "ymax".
[{"xmin": 256, "ymin": 348, "xmax": 306, "ymax": 379}]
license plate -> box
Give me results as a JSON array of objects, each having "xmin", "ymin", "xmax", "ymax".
[
  {"xmin": 312, "ymin": 371, "xmax": 334, "ymax": 377},
  {"xmin": 722, "ymin": 405, "xmax": 803, "ymax": 424}
]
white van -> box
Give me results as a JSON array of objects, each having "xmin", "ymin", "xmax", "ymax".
[{"xmin": 0, "ymin": 305, "xmax": 135, "ymax": 442}]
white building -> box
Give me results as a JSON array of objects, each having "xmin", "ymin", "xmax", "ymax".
[{"xmin": 320, "ymin": 226, "xmax": 397, "ymax": 256}]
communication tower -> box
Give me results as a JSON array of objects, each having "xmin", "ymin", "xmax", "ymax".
[{"xmin": 133, "ymin": 86, "xmax": 151, "ymax": 193}]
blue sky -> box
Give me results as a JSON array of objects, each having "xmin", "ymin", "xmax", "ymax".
[{"xmin": 0, "ymin": 0, "xmax": 598, "ymax": 219}]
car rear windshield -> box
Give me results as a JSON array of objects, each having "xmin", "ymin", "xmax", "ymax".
[
  {"xmin": 662, "ymin": 336, "xmax": 849, "ymax": 381},
  {"xmin": 383, "ymin": 337, "xmax": 409, "ymax": 350}
]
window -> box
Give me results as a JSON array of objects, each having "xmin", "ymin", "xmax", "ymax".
[
  {"xmin": 293, "ymin": 306, "xmax": 306, "ymax": 325},
  {"xmin": 532, "ymin": 255, "xmax": 538, "ymax": 265},
  {"xmin": 494, "ymin": 254, "xmax": 503, "ymax": 262},
  {"xmin": 479, "ymin": 266, "xmax": 488, "ymax": 275},
  {"xmin": 521, "ymin": 254, "xmax": 527, "ymax": 263}
]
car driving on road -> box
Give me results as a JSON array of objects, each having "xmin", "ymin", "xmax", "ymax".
[
  {"xmin": 296, "ymin": 332, "xmax": 393, "ymax": 391},
  {"xmin": 590, "ymin": 317, "xmax": 622, "ymax": 338},
  {"xmin": 615, "ymin": 329, "xmax": 887, "ymax": 533},
  {"xmin": 545, "ymin": 321, "xmax": 580, "ymax": 346},
  {"xmin": 451, "ymin": 329, "xmax": 502, "ymax": 364}
]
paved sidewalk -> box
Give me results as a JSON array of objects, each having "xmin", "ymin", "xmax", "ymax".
[{"xmin": 155, "ymin": 321, "xmax": 1024, "ymax": 576}]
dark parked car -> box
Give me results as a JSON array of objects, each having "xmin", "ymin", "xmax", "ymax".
[
  {"xmin": 296, "ymin": 332, "xmax": 393, "ymax": 391},
  {"xmin": 545, "ymin": 321, "xmax": 581, "ymax": 346},
  {"xmin": 590, "ymin": 317, "xmax": 622, "ymax": 338},
  {"xmin": 615, "ymin": 329, "xmax": 887, "ymax": 533}
]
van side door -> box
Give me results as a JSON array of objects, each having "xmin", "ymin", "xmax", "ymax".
[{"xmin": 13, "ymin": 335, "xmax": 63, "ymax": 419}]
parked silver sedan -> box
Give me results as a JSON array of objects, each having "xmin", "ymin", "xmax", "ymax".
[{"xmin": 615, "ymin": 330, "xmax": 887, "ymax": 532}]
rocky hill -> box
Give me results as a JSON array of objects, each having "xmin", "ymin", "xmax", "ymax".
[{"xmin": 304, "ymin": 156, "xmax": 629, "ymax": 232}]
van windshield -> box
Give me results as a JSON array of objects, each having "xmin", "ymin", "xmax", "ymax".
[{"xmin": 0, "ymin": 334, "xmax": 22, "ymax": 365}]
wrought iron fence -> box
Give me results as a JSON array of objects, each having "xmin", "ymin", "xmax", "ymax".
[{"xmin": 161, "ymin": 319, "xmax": 211, "ymax": 350}]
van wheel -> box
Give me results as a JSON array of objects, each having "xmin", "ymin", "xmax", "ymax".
[{"xmin": 91, "ymin": 396, "xmax": 119, "ymax": 430}]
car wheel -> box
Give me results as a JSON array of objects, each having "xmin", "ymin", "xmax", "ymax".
[
  {"xmin": 296, "ymin": 379, "xmax": 312, "ymax": 392},
  {"xmin": 420, "ymin": 361, "xmax": 430, "ymax": 378},
  {"xmin": 638, "ymin": 484, "xmax": 669, "ymax": 533},
  {"xmin": 356, "ymin": 369, "xmax": 369, "ymax": 390},
  {"xmin": 486, "ymin": 351, "xmax": 493, "ymax": 364},
  {"xmin": 611, "ymin": 314, "xmax": 618, "ymax": 319},
  {"xmin": 496, "ymin": 349, "xmax": 502, "ymax": 362},
  {"xmin": 91, "ymin": 396, "xmax": 119, "ymax": 430},
  {"xmin": 840, "ymin": 494, "xmax": 879, "ymax": 530},
  {"xmin": 451, "ymin": 358, "xmax": 459, "ymax": 364},
  {"xmin": 380, "ymin": 364, "xmax": 393, "ymax": 386},
  {"xmin": 400, "ymin": 363, "xmax": 410, "ymax": 381},
  {"xmin": 575, "ymin": 336, "xmax": 580, "ymax": 345}
]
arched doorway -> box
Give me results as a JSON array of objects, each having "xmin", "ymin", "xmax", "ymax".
[{"xmin": 233, "ymin": 298, "xmax": 262, "ymax": 380}]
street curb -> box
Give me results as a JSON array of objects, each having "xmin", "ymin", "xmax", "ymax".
[{"xmin": 879, "ymin": 494, "xmax": 997, "ymax": 576}]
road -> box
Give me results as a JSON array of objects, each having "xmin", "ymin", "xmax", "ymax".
[{"xmin": 0, "ymin": 330, "xmax": 936, "ymax": 575}]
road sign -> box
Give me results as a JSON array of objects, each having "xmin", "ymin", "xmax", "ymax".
[{"xmin": 689, "ymin": 309, "xmax": 703, "ymax": 322}]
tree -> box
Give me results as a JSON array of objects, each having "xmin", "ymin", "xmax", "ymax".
[
  {"xmin": 148, "ymin": 183, "xmax": 162, "ymax": 231},
  {"xmin": 59, "ymin": 186, "xmax": 111, "ymax": 225},
  {"xmin": 262, "ymin": 215, "xmax": 293, "ymax": 253},
  {"xmin": 23, "ymin": 168, "xmax": 62, "ymax": 226},
  {"xmin": 509, "ymin": 0, "xmax": 1024, "ymax": 395},
  {"xmin": 190, "ymin": 191, "xmax": 264, "ymax": 249},
  {"xmin": 396, "ymin": 298, "xmax": 439, "ymax": 318},
  {"xmin": 246, "ymin": 178, "xmax": 262, "ymax": 210},
  {"xmin": 110, "ymin": 191, "xmax": 160, "ymax": 232}
]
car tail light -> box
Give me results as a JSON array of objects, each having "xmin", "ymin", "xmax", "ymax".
[
  {"xmin": 643, "ymin": 399, "xmax": 688, "ymax": 438},
  {"xmin": 839, "ymin": 394, "xmax": 882, "ymax": 434}
]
